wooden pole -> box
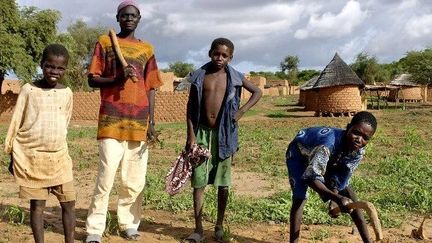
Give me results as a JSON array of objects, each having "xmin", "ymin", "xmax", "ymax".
[{"xmin": 109, "ymin": 29, "xmax": 138, "ymax": 83}]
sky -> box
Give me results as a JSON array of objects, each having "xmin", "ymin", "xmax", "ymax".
[{"xmin": 16, "ymin": 0, "xmax": 432, "ymax": 73}]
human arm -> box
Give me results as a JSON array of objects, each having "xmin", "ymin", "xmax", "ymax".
[
  {"xmin": 87, "ymin": 39, "xmax": 138, "ymax": 88},
  {"xmin": 234, "ymin": 78, "xmax": 262, "ymax": 121},
  {"xmin": 88, "ymin": 65, "xmax": 137, "ymax": 88},
  {"xmin": 147, "ymin": 88, "xmax": 156, "ymax": 140},
  {"xmin": 143, "ymin": 54, "xmax": 163, "ymax": 141},
  {"xmin": 4, "ymin": 87, "xmax": 28, "ymax": 154},
  {"xmin": 308, "ymin": 180, "xmax": 353, "ymax": 212},
  {"xmin": 185, "ymin": 85, "xmax": 197, "ymax": 150},
  {"xmin": 302, "ymin": 145, "xmax": 352, "ymax": 211},
  {"xmin": 65, "ymin": 89, "xmax": 73, "ymax": 127}
]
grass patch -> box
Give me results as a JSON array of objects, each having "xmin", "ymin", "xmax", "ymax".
[{"xmin": 1, "ymin": 95, "xmax": 432, "ymax": 231}]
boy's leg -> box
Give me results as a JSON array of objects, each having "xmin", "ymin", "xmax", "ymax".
[
  {"xmin": 60, "ymin": 201, "xmax": 76, "ymax": 243},
  {"xmin": 340, "ymin": 187, "xmax": 371, "ymax": 243},
  {"xmin": 215, "ymin": 186, "xmax": 229, "ymax": 241},
  {"xmin": 193, "ymin": 187, "xmax": 205, "ymax": 235},
  {"xmin": 286, "ymin": 144, "xmax": 308, "ymax": 243},
  {"xmin": 117, "ymin": 140, "xmax": 148, "ymax": 236},
  {"xmin": 30, "ymin": 200, "xmax": 46, "ymax": 243},
  {"xmin": 86, "ymin": 138, "xmax": 124, "ymax": 237},
  {"xmin": 216, "ymin": 186, "xmax": 228, "ymax": 227},
  {"xmin": 290, "ymin": 199, "xmax": 306, "ymax": 243}
]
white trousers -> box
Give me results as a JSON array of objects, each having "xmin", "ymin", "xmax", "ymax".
[{"xmin": 86, "ymin": 138, "xmax": 148, "ymax": 235}]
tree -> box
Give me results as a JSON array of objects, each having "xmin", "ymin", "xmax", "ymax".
[
  {"xmin": 280, "ymin": 55, "xmax": 299, "ymax": 83},
  {"xmin": 297, "ymin": 69, "xmax": 320, "ymax": 84},
  {"xmin": 166, "ymin": 61, "xmax": 195, "ymax": 78},
  {"xmin": 56, "ymin": 20, "xmax": 105, "ymax": 90},
  {"xmin": 401, "ymin": 48, "xmax": 432, "ymax": 85},
  {"xmin": 0, "ymin": 0, "xmax": 60, "ymax": 92},
  {"xmin": 350, "ymin": 52, "xmax": 380, "ymax": 84}
]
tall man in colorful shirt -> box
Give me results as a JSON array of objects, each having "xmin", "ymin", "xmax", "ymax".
[{"xmin": 85, "ymin": 1, "xmax": 163, "ymax": 242}]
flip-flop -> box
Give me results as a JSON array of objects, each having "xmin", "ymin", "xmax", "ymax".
[
  {"xmin": 85, "ymin": 234, "xmax": 101, "ymax": 243},
  {"xmin": 184, "ymin": 232, "xmax": 205, "ymax": 243},
  {"xmin": 214, "ymin": 226, "xmax": 224, "ymax": 243}
]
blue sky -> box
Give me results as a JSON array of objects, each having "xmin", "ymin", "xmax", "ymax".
[{"xmin": 16, "ymin": 0, "xmax": 432, "ymax": 73}]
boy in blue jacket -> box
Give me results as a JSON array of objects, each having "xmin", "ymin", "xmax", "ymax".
[{"xmin": 185, "ymin": 38, "xmax": 262, "ymax": 242}]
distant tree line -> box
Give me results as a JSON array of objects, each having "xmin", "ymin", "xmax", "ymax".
[
  {"xmin": 259, "ymin": 50, "xmax": 432, "ymax": 86},
  {"xmin": 1, "ymin": 0, "xmax": 431, "ymax": 92}
]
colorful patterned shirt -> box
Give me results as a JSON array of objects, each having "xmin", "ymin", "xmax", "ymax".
[
  {"xmin": 88, "ymin": 34, "xmax": 163, "ymax": 141},
  {"xmin": 289, "ymin": 127, "xmax": 365, "ymax": 191}
]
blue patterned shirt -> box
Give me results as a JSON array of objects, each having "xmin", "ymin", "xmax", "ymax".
[{"xmin": 291, "ymin": 127, "xmax": 365, "ymax": 191}]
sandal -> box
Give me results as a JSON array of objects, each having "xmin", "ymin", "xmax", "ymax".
[
  {"xmin": 184, "ymin": 232, "xmax": 205, "ymax": 243},
  {"xmin": 120, "ymin": 229, "xmax": 140, "ymax": 241},
  {"xmin": 214, "ymin": 225, "xmax": 224, "ymax": 243},
  {"xmin": 85, "ymin": 234, "xmax": 101, "ymax": 243}
]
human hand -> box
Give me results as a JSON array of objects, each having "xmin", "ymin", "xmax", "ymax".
[
  {"xmin": 123, "ymin": 64, "xmax": 137, "ymax": 79},
  {"xmin": 147, "ymin": 123, "xmax": 160, "ymax": 147},
  {"xmin": 8, "ymin": 154, "xmax": 14, "ymax": 175},
  {"xmin": 336, "ymin": 196, "xmax": 353, "ymax": 213},
  {"xmin": 185, "ymin": 138, "xmax": 196, "ymax": 151},
  {"xmin": 234, "ymin": 109, "xmax": 245, "ymax": 122},
  {"xmin": 328, "ymin": 200, "xmax": 341, "ymax": 218}
]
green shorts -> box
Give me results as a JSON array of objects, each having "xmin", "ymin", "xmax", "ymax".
[{"xmin": 191, "ymin": 125, "xmax": 232, "ymax": 188}]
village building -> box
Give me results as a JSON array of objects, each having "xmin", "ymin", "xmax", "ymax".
[
  {"xmin": 312, "ymin": 53, "xmax": 365, "ymax": 117},
  {"xmin": 388, "ymin": 74, "xmax": 423, "ymax": 102}
]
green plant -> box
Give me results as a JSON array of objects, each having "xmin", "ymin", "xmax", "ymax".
[
  {"xmin": 104, "ymin": 211, "xmax": 119, "ymax": 236},
  {"xmin": 310, "ymin": 228, "xmax": 331, "ymax": 241},
  {"xmin": 3, "ymin": 205, "xmax": 26, "ymax": 225}
]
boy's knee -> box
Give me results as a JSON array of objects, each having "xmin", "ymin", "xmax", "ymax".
[{"xmin": 60, "ymin": 201, "xmax": 76, "ymax": 210}]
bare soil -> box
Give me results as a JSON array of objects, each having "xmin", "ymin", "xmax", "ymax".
[
  {"xmin": 1, "ymin": 99, "xmax": 432, "ymax": 242},
  {"xmin": 1, "ymin": 168, "xmax": 431, "ymax": 243}
]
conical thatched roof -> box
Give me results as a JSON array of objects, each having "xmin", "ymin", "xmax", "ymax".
[
  {"xmin": 390, "ymin": 74, "xmax": 419, "ymax": 87},
  {"xmin": 313, "ymin": 53, "xmax": 364, "ymax": 89},
  {"xmin": 300, "ymin": 76, "xmax": 319, "ymax": 90}
]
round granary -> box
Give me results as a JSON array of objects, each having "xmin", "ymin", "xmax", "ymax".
[
  {"xmin": 316, "ymin": 85, "xmax": 362, "ymax": 113},
  {"xmin": 310, "ymin": 53, "xmax": 364, "ymax": 116}
]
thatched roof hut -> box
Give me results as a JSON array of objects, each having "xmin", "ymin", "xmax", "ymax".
[
  {"xmin": 299, "ymin": 76, "xmax": 319, "ymax": 110},
  {"xmin": 314, "ymin": 53, "xmax": 364, "ymax": 116},
  {"xmin": 388, "ymin": 74, "xmax": 422, "ymax": 101}
]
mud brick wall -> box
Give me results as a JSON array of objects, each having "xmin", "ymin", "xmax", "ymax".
[
  {"xmin": 72, "ymin": 91, "xmax": 101, "ymax": 120},
  {"xmin": 399, "ymin": 87, "xmax": 422, "ymax": 100},
  {"xmin": 159, "ymin": 72, "xmax": 176, "ymax": 92},
  {"xmin": 0, "ymin": 92, "xmax": 18, "ymax": 122},
  {"xmin": 1, "ymin": 90, "xmax": 189, "ymax": 124},
  {"xmin": 154, "ymin": 91, "xmax": 188, "ymax": 122},
  {"xmin": 72, "ymin": 90, "xmax": 189, "ymax": 123},
  {"xmin": 304, "ymin": 90, "xmax": 318, "ymax": 111},
  {"xmin": 389, "ymin": 87, "xmax": 423, "ymax": 101},
  {"xmin": 249, "ymin": 76, "xmax": 266, "ymax": 90},
  {"xmin": 427, "ymin": 86, "xmax": 432, "ymax": 102},
  {"xmin": 317, "ymin": 85, "xmax": 362, "ymax": 112},
  {"xmin": 263, "ymin": 87, "xmax": 280, "ymax": 96},
  {"xmin": 288, "ymin": 85, "xmax": 300, "ymax": 95},
  {"xmin": 299, "ymin": 90, "xmax": 306, "ymax": 106}
]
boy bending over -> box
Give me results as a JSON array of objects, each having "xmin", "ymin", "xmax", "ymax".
[{"xmin": 286, "ymin": 111, "xmax": 377, "ymax": 243}]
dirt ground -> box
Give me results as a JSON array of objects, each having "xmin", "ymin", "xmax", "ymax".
[
  {"xmin": 1, "ymin": 169, "xmax": 431, "ymax": 243},
  {"xmin": 1, "ymin": 100, "xmax": 432, "ymax": 242}
]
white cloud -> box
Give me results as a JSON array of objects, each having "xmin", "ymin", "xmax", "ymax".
[
  {"xmin": 13, "ymin": 0, "xmax": 432, "ymax": 72},
  {"xmin": 295, "ymin": 0, "xmax": 367, "ymax": 39},
  {"xmin": 405, "ymin": 14, "xmax": 432, "ymax": 38},
  {"xmin": 397, "ymin": 0, "xmax": 418, "ymax": 10}
]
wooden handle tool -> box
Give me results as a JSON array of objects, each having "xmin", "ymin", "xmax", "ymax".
[
  {"xmin": 332, "ymin": 201, "xmax": 384, "ymax": 241},
  {"xmin": 109, "ymin": 29, "xmax": 138, "ymax": 82}
]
